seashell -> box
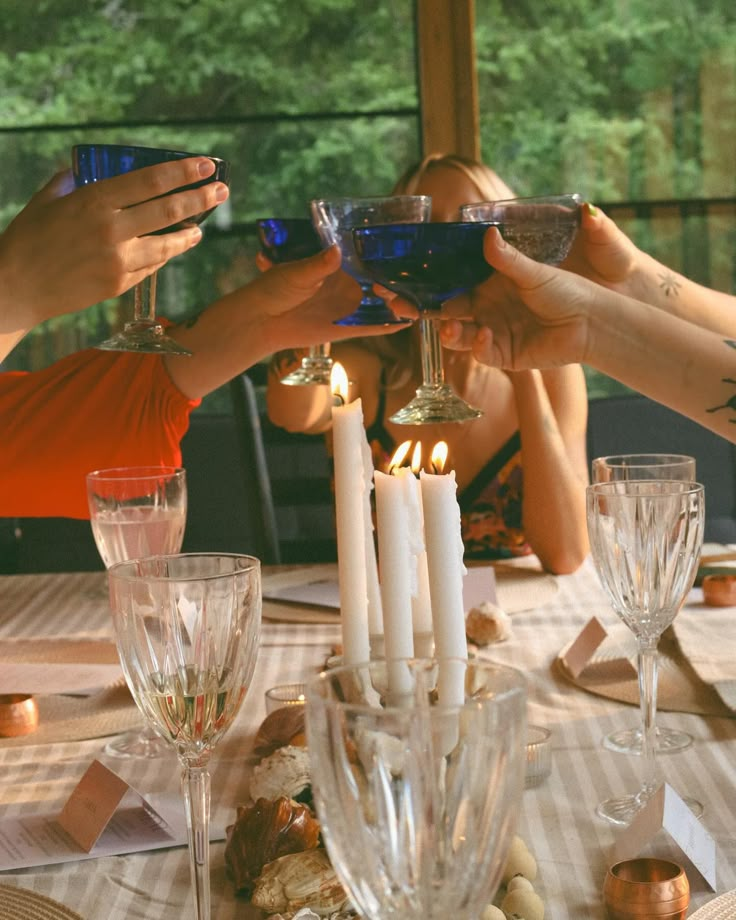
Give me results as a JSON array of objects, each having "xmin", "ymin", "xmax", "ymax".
[
  {"xmin": 250, "ymin": 745, "xmax": 312, "ymax": 804},
  {"xmin": 480, "ymin": 906, "xmax": 506, "ymax": 920},
  {"xmin": 251, "ymin": 848, "xmax": 349, "ymax": 916},
  {"xmin": 254, "ymin": 706, "xmax": 307, "ymax": 760},
  {"xmin": 465, "ymin": 601, "xmax": 511, "ymax": 646},
  {"xmin": 224, "ymin": 795, "xmax": 320, "ymax": 895}
]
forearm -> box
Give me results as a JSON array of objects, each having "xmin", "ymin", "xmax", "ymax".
[
  {"xmin": 623, "ymin": 249, "xmax": 736, "ymax": 336},
  {"xmin": 266, "ymin": 349, "xmax": 334, "ymax": 434},
  {"xmin": 586, "ymin": 294, "xmax": 736, "ymax": 441},
  {"xmin": 510, "ymin": 370, "xmax": 589, "ymax": 573}
]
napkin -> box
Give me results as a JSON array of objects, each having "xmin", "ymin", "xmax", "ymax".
[{"xmin": 672, "ymin": 607, "xmax": 736, "ymax": 711}]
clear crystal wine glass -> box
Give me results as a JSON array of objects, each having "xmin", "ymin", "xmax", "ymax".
[
  {"xmin": 72, "ymin": 143, "xmax": 231, "ymax": 356},
  {"xmin": 310, "ymin": 195, "xmax": 431, "ymax": 326},
  {"xmin": 86, "ymin": 465, "xmax": 187, "ymax": 758},
  {"xmin": 305, "ymin": 657, "xmax": 527, "ymax": 920},
  {"xmin": 461, "ymin": 193, "xmax": 582, "ymax": 264},
  {"xmin": 591, "ymin": 454, "xmax": 697, "ymax": 757},
  {"xmin": 587, "ymin": 480, "xmax": 704, "ymax": 826},
  {"xmin": 108, "ymin": 553, "xmax": 261, "ymax": 920},
  {"xmin": 352, "ymin": 221, "xmax": 498, "ymax": 424},
  {"xmin": 255, "ymin": 217, "xmax": 332, "ymax": 385}
]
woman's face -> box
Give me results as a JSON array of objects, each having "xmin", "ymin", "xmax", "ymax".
[{"xmin": 412, "ymin": 166, "xmax": 484, "ymax": 222}]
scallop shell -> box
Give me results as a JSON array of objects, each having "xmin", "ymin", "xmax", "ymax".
[
  {"xmin": 254, "ymin": 706, "xmax": 307, "ymax": 760},
  {"xmin": 224, "ymin": 795, "xmax": 320, "ymax": 895},
  {"xmin": 251, "ymin": 848, "xmax": 349, "ymax": 916},
  {"xmin": 250, "ymin": 745, "xmax": 312, "ymax": 803}
]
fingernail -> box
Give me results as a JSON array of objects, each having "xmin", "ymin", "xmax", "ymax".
[
  {"xmin": 214, "ymin": 183, "xmax": 229, "ymax": 202},
  {"xmin": 187, "ymin": 227, "xmax": 203, "ymax": 247},
  {"xmin": 493, "ymin": 227, "xmax": 506, "ymax": 247},
  {"xmin": 198, "ymin": 158, "xmax": 216, "ymax": 177},
  {"xmin": 586, "ymin": 202, "xmax": 598, "ymax": 216}
]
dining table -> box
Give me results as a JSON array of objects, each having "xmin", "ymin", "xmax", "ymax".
[{"xmin": 0, "ymin": 556, "xmax": 734, "ymax": 920}]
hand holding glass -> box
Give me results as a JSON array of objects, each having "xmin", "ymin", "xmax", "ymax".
[
  {"xmin": 108, "ymin": 553, "xmax": 261, "ymax": 920},
  {"xmin": 72, "ymin": 143, "xmax": 230, "ymax": 355}
]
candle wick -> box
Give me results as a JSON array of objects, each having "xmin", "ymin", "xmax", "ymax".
[{"xmin": 333, "ymin": 394, "xmax": 345, "ymax": 407}]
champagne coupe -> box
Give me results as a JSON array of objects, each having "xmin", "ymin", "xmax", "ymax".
[
  {"xmin": 255, "ymin": 217, "xmax": 332, "ymax": 385},
  {"xmin": 310, "ymin": 195, "xmax": 431, "ymax": 326},
  {"xmin": 460, "ymin": 193, "xmax": 583, "ymax": 264},
  {"xmin": 592, "ymin": 454, "xmax": 697, "ymax": 757},
  {"xmin": 587, "ymin": 480, "xmax": 704, "ymax": 826},
  {"xmin": 72, "ymin": 143, "xmax": 231, "ymax": 356},
  {"xmin": 353, "ymin": 221, "xmax": 498, "ymax": 424},
  {"xmin": 86, "ymin": 465, "xmax": 187, "ymax": 758},
  {"xmin": 305, "ymin": 657, "xmax": 527, "ymax": 920},
  {"xmin": 108, "ymin": 553, "xmax": 261, "ymax": 920}
]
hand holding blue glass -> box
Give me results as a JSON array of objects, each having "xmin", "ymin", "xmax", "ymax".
[
  {"xmin": 353, "ymin": 221, "xmax": 499, "ymax": 424},
  {"xmin": 72, "ymin": 143, "xmax": 230, "ymax": 356}
]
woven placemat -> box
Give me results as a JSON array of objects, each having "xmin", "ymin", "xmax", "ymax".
[
  {"xmin": 556, "ymin": 624, "xmax": 734, "ymax": 718},
  {"xmin": 0, "ymin": 884, "xmax": 83, "ymax": 920},
  {"xmin": 689, "ymin": 890, "xmax": 736, "ymax": 919},
  {"xmin": 0, "ymin": 638, "xmax": 142, "ymax": 749}
]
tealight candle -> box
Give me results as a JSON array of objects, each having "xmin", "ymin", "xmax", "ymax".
[
  {"xmin": 264, "ymin": 683, "xmax": 307, "ymax": 713},
  {"xmin": 331, "ymin": 362, "xmax": 371, "ymax": 666}
]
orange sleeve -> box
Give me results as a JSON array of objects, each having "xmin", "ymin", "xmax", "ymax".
[{"xmin": 0, "ymin": 349, "xmax": 200, "ymax": 519}]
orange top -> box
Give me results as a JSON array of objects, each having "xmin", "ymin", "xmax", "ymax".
[{"xmin": 0, "ymin": 349, "xmax": 199, "ymax": 519}]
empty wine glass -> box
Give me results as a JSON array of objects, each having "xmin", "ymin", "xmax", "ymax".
[
  {"xmin": 87, "ymin": 465, "xmax": 187, "ymax": 758},
  {"xmin": 592, "ymin": 453, "xmax": 697, "ymax": 757},
  {"xmin": 256, "ymin": 217, "xmax": 332, "ymax": 385},
  {"xmin": 72, "ymin": 143, "xmax": 231, "ymax": 356},
  {"xmin": 108, "ymin": 553, "xmax": 261, "ymax": 920},
  {"xmin": 587, "ymin": 480, "xmax": 704, "ymax": 826},
  {"xmin": 461, "ymin": 193, "xmax": 582, "ymax": 264},
  {"xmin": 310, "ymin": 195, "xmax": 431, "ymax": 326},
  {"xmin": 305, "ymin": 657, "xmax": 527, "ymax": 920},
  {"xmin": 352, "ymin": 221, "xmax": 498, "ymax": 423}
]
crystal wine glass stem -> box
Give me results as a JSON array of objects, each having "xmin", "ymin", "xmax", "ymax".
[
  {"xmin": 419, "ymin": 317, "xmax": 445, "ymax": 388},
  {"xmin": 133, "ymin": 271, "xmax": 158, "ymax": 326},
  {"xmin": 637, "ymin": 639, "xmax": 660, "ymax": 801},
  {"xmin": 181, "ymin": 762, "xmax": 212, "ymax": 920}
]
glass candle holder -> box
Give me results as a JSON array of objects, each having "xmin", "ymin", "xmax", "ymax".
[
  {"xmin": 525, "ymin": 724, "xmax": 552, "ymax": 788},
  {"xmin": 264, "ymin": 683, "xmax": 307, "ymax": 713}
]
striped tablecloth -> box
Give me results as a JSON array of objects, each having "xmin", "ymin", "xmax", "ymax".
[{"xmin": 0, "ymin": 561, "xmax": 734, "ymax": 919}]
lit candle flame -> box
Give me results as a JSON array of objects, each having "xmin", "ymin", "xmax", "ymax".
[
  {"xmin": 331, "ymin": 362, "xmax": 349, "ymax": 405},
  {"xmin": 430, "ymin": 441, "xmax": 449, "ymax": 473},
  {"xmin": 411, "ymin": 441, "xmax": 422, "ymax": 473},
  {"xmin": 388, "ymin": 440, "xmax": 412, "ymax": 473}
]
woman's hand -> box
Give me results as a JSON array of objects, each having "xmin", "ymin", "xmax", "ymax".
[{"xmin": 0, "ymin": 158, "xmax": 228, "ymax": 332}]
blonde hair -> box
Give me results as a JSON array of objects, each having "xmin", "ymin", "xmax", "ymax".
[{"xmin": 391, "ymin": 152, "xmax": 515, "ymax": 201}]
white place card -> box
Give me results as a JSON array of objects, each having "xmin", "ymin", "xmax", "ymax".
[
  {"xmin": 611, "ymin": 783, "xmax": 717, "ymax": 891},
  {"xmin": 0, "ymin": 759, "xmax": 225, "ymax": 870},
  {"xmin": 560, "ymin": 616, "xmax": 638, "ymax": 679}
]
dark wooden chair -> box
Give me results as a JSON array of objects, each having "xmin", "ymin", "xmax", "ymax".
[
  {"xmin": 229, "ymin": 369, "xmax": 337, "ymax": 565},
  {"xmin": 587, "ymin": 394, "xmax": 736, "ymax": 542}
]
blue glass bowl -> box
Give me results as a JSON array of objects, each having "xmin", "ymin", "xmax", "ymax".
[
  {"xmin": 352, "ymin": 221, "xmax": 500, "ymax": 312},
  {"xmin": 72, "ymin": 143, "xmax": 230, "ymax": 230},
  {"xmin": 256, "ymin": 217, "xmax": 322, "ymax": 263}
]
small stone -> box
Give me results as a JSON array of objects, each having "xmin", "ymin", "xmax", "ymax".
[
  {"xmin": 502, "ymin": 836, "xmax": 538, "ymax": 884},
  {"xmin": 507, "ymin": 875, "xmax": 535, "ymax": 893},
  {"xmin": 501, "ymin": 888, "xmax": 545, "ymax": 920},
  {"xmin": 465, "ymin": 601, "xmax": 512, "ymax": 646},
  {"xmin": 480, "ymin": 906, "xmax": 506, "ymax": 920}
]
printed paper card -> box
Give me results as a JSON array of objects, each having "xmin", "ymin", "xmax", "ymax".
[{"xmin": 611, "ymin": 783, "xmax": 717, "ymax": 890}]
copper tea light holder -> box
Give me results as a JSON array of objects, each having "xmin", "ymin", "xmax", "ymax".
[
  {"xmin": 0, "ymin": 694, "xmax": 40, "ymax": 737},
  {"xmin": 604, "ymin": 858, "xmax": 690, "ymax": 920}
]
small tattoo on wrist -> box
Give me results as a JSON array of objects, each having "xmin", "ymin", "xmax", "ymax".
[{"xmin": 658, "ymin": 271, "xmax": 682, "ymax": 297}]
